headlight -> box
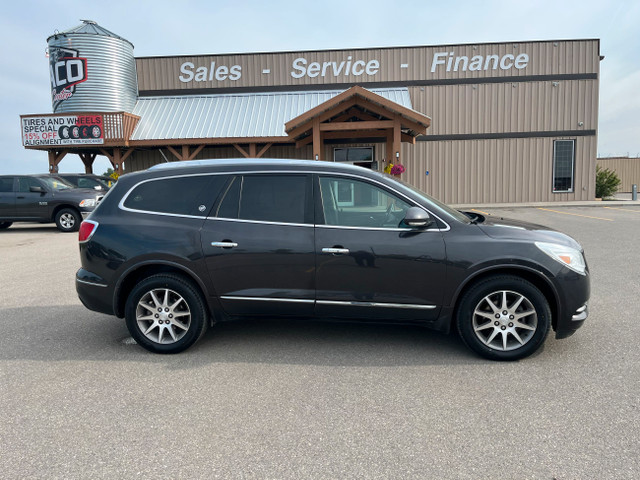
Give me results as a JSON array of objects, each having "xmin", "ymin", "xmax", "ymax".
[
  {"xmin": 79, "ymin": 198, "xmax": 97, "ymax": 207},
  {"xmin": 535, "ymin": 242, "xmax": 586, "ymax": 275}
]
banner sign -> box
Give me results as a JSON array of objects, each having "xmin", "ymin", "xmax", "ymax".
[{"xmin": 22, "ymin": 115, "xmax": 104, "ymax": 146}]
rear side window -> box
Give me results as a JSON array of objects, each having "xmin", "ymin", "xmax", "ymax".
[
  {"xmin": 0, "ymin": 178, "xmax": 13, "ymax": 192},
  {"xmin": 214, "ymin": 174, "xmax": 311, "ymax": 224},
  {"xmin": 123, "ymin": 175, "xmax": 227, "ymax": 216}
]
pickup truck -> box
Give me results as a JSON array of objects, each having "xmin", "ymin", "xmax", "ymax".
[{"xmin": 0, "ymin": 174, "xmax": 102, "ymax": 232}]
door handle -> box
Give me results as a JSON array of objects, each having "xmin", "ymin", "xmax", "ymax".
[
  {"xmin": 322, "ymin": 247, "xmax": 350, "ymax": 255},
  {"xmin": 211, "ymin": 241, "xmax": 238, "ymax": 248}
]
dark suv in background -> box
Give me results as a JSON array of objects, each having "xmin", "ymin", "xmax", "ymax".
[
  {"xmin": 0, "ymin": 175, "xmax": 102, "ymax": 232},
  {"xmin": 76, "ymin": 159, "xmax": 590, "ymax": 360}
]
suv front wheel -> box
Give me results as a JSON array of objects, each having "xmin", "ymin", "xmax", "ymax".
[
  {"xmin": 125, "ymin": 274, "xmax": 208, "ymax": 353},
  {"xmin": 456, "ymin": 275, "xmax": 551, "ymax": 361}
]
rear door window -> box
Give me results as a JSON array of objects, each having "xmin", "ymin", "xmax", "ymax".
[
  {"xmin": 214, "ymin": 174, "xmax": 312, "ymax": 224},
  {"xmin": 0, "ymin": 178, "xmax": 14, "ymax": 192}
]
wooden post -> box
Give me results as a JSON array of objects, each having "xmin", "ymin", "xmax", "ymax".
[
  {"xmin": 47, "ymin": 149, "xmax": 68, "ymax": 173},
  {"xmin": 313, "ymin": 118, "xmax": 322, "ymax": 160},
  {"xmin": 79, "ymin": 153, "xmax": 96, "ymax": 174},
  {"xmin": 393, "ymin": 116, "xmax": 401, "ymax": 165}
]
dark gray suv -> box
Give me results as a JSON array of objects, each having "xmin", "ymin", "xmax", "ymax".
[
  {"xmin": 0, "ymin": 175, "xmax": 102, "ymax": 232},
  {"xmin": 76, "ymin": 159, "xmax": 590, "ymax": 360}
]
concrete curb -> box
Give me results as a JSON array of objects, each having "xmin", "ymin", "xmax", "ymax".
[{"xmin": 450, "ymin": 200, "xmax": 640, "ymax": 209}]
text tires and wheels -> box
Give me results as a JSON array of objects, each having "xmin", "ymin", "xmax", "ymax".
[
  {"xmin": 456, "ymin": 275, "xmax": 551, "ymax": 361},
  {"xmin": 125, "ymin": 274, "xmax": 208, "ymax": 354},
  {"xmin": 0, "ymin": 221, "xmax": 12, "ymax": 230},
  {"xmin": 54, "ymin": 208, "xmax": 81, "ymax": 232}
]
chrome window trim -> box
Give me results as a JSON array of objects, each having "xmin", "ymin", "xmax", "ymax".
[
  {"xmin": 117, "ymin": 169, "xmax": 451, "ymax": 231},
  {"xmin": 317, "ymin": 300, "xmax": 437, "ymax": 310},
  {"xmin": 220, "ymin": 296, "xmax": 314, "ymax": 304}
]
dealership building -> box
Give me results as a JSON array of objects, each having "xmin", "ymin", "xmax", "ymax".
[{"xmin": 21, "ymin": 21, "xmax": 602, "ymax": 204}]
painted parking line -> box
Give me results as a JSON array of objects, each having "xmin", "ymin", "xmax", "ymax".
[
  {"xmin": 471, "ymin": 208, "xmax": 491, "ymax": 215},
  {"xmin": 603, "ymin": 206, "xmax": 640, "ymax": 214},
  {"xmin": 537, "ymin": 208, "xmax": 613, "ymax": 221}
]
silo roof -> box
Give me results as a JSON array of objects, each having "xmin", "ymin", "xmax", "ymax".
[{"xmin": 47, "ymin": 20, "xmax": 134, "ymax": 48}]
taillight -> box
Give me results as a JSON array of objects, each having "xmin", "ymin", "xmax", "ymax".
[{"xmin": 79, "ymin": 220, "xmax": 99, "ymax": 243}]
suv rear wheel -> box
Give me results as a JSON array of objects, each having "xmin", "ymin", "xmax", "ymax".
[
  {"xmin": 456, "ymin": 275, "xmax": 551, "ymax": 361},
  {"xmin": 55, "ymin": 208, "xmax": 81, "ymax": 232},
  {"xmin": 125, "ymin": 274, "xmax": 208, "ymax": 354}
]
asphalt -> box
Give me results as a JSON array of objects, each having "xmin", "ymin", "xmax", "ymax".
[{"xmin": 1, "ymin": 204, "xmax": 639, "ymax": 479}]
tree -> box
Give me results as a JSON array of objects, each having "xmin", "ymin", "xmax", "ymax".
[{"xmin": 595, "ymin": 165, "xmax": 621, "ymax": 199}]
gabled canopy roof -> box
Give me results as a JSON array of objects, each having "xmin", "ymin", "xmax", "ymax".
[{"xmin": 285, "ymin": 85, "xmax": 431, "ymax": 141}]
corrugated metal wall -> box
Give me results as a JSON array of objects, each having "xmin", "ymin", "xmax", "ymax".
[
  {"xmin": 403, "ymin": 136, "xmax": 597, "ymax": 203},
  {"xmin": 409, "ymin": 80, "xmax": 598, "ymax": 135},
  {"xmin": 136, "ymin": 40, "xmax": 599, "ymax": 92},
  {"xmin": 596, "ymin": 157, "xmax": 640, "ymax": 192}
]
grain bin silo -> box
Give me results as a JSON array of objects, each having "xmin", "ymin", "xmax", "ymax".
[{"xmin": 47, "ymin": 20, "xmax": 138, "ymax": 113}]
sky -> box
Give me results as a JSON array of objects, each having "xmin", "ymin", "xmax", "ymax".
[{"xmin": 2, "ymin": 0, "xmax": 639, "ymax": 175}]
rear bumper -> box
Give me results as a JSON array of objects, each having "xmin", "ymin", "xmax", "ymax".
[{"xmin": 76, "ymin": 268, "xmax": 114, "ymax": 316}]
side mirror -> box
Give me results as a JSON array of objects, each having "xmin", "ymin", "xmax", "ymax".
[
  {"xmin": 403, "ymin": 207, "xmax": 433, "ymax": 228},
  {"xmin": 29, "ymin": 186, "xmax": 45, "ymax": 193}
]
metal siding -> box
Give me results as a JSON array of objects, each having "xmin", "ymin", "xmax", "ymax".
[
  {"xmin": 135, "ymin": 40, "xmax": 599, "ymax": 92},
  {"xmin": 402, "ymin": 136, "xmax": 596, "ymax": 204},
  {"xmin": 596, "ymin": 158, "xmax": 640, "ymax": 192},
  {"xmin": 408, "ymin": 80, "xmax": 598, "ymax": 135}
]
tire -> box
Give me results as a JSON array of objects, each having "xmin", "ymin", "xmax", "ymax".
[
  {"xmin": 58, "ymin": 126, "xmax": 70, "ymax": 139},
  {"xmin": 55, "ymin": 208, "xmax": 81, "ymax": 232},
  {"xmin": 125, "ymin": 274, "xmax": 208, "ymax": 354},
  {"xmin": 0, "ymin": 221, "xmax": 12, "ymax": 230},
  {"xmin": 456, "ymin": 275, "xmax": 551, "ymax": 361}
]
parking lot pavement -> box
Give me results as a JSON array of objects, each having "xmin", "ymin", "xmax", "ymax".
[{"xmin": 1, "ymin": 208, "xmax": 639, "ymax": 479}]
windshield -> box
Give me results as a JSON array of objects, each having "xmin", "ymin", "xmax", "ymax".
[
  {"xmin": 386, "ymin": 175, "xmax": 471, "ymax": 224},
  {"xmin": 62, "ymin": 176, "xmax": 107, "ymax": 189},
  {"xmin": 39, "ymin": 177, "xmax": 73, "ymax": 191}
]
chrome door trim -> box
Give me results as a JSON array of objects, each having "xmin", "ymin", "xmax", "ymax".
[
  {"xmin": 316, "ymin": 300, "xmax": 437, "ymax": 310},
  {"xmin": 220, "ymin": 296, "xmax": 315, "ymax": 304}
]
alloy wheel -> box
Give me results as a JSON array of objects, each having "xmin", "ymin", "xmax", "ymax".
[
  {"xmin": 472, "ymin": 290, "xmax": 538, "ymax": 351},
  {"xmin": 135, "ymin": 288, "xmax": 192, "ymax": 344}
]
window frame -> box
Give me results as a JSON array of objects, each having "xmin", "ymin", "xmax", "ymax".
[
  {"xmin": 333, "ymin": 147, "xmax": 374, "ymax": 164},
  {"xmin": 552, "ymin": 139, "xmax": 576, "ymax": 194}
]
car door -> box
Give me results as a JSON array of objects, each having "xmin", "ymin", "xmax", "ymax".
[
  {"xmin": 201, "ymin": 173, "xmax": 316, "ymax": 316},
  {"xmin": 0, "ymin": 177, "xmax": 16, "ymax": 218},
  {"xmin": 15, "ymin": 177, "xmax": 49, "ymax": 219},
  {"xmin": 315, "ymin": 174, "xmax": 447, "ymax": 321}
]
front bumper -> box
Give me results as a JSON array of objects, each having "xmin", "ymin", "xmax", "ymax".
[{"xmin": 553, "ymin": 269, "xmax": 590, "ymax": 339}]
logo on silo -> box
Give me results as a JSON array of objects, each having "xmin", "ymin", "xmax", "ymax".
[{"xmin": 49, "ymin": 47, "xmax": 87, "ymax": 109}]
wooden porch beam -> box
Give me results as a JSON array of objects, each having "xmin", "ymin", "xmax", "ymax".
[
  {"xmin": 256, "ymin": 143, "xmax": 273, "ymax": 158},
  {"xmin": 187, "ymin": 144, "xmax": 205, "ymax": 160},
  {"xmin": 233, "ymin": 144, "xmax": 250, "ymax": 158},
  {"xmin": 319, "ymin": 120, "xmax": 394, "ymax": 131},
  {"xmin": 166, "ymin": 145, "xmax": 183, "ymax": 161}
]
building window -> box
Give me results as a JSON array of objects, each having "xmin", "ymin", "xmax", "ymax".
[
  {"xmin": 333, "ymin": 147, "xmax": 373, "ymax": 164},
  {"xmin": 553, "ymin": 140, "xmax": 575, "ymax": 193}
]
